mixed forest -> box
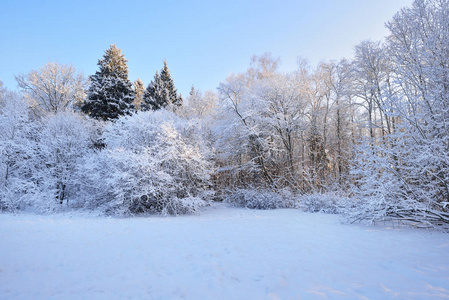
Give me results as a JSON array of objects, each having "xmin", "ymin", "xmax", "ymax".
[{"xmin": 1, "ymin": 0, "xmax": 448, "ymax": 229}]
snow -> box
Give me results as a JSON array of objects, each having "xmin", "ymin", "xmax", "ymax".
[{"xmin": 1, "ymin": 206, "xmax": 449, "ymax": 299}]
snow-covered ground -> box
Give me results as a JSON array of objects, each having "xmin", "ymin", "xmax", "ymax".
[{"xmin": 1, "ymin": 205, "xmax": 449, "ymax": 299}]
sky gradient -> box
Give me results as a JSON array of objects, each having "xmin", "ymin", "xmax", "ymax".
[{"xmin": 1, "ymin": 0, "xmax": 413, "ymax": 96}]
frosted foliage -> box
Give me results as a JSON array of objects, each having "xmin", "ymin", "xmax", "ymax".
[
  {"xmin": 84, "ymin": 75, "xmax": 135, "ymax": 121},
  {"xmin": 299, "ymin": 193, "xmax": 347, "ymax": 214},
  {"xmin": 224, "ymin": 188, "xmax": 298, "ymax": 209},
  {"xmin": 133, "ymin": 78, "xmax": 145, "ymax": 110},
  {"xmin": 186, "ymin": 87, "xmax": 218, "ymax": 118},
  {"xmin": 82, "ymin": 45, "xmax": 135, "ymax": 121},
  {"xmin": 142, "ymin": 60, "xmax": 181, "ymax": 111},
  {"xmin": 215, "ymin": 70, "xmax": 308, "ymax": 189},
  {"xmin": 2, "ymin": 0, "xmax": 449, "ymax": 232},
  {"xmin": 0, "ymin": 100, "xmax": 93, "ymax": 213},
  {"xmin": 16, "ymin": 62, "xmax": 86, "ymax": 118},
  {"xmin": 214, "ymin": 53, "xmax": 358, "ymax": 194},
  {"xmin": 0, "ymin": 94, "xmax": 36, "ymax": 212},
  {"xmin": 32, "ymin": 112, "xmax": 91, "ymax": 212},
  {"xmin": 84, "ymin": 110, "xmax": 214, "ymax": 216},
  {"xmin": 97, "ymin": 44, "xmax": 129, "ymax": 79},
  {"xmin": 348, "ymin": 0, "xmax": 449, "ymax": 229}
]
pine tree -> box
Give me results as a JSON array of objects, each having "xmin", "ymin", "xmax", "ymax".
[
  {"xmin": 142, "ymin": 59, "xmax": 182, "ymax": 111},
  {"xmin": 133, "ymin": 78, "xmax": 145, "ymax": 110},
  {"xmin": 141, "ymin": 71, "xmax": 165, "ymax": 111},
  {"xmin": 82, "ymin": 44, "xmax": 135, "ymax": 121},
  {"xmin": 177, "ymin": 94, "xmax": 184, "ymax": 106},
  {"xmin": 160, "ymin": 59, "xmax": 182, "ymax": 106}
]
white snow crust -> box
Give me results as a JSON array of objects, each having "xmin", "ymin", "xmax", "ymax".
[{"xmin": 1, "ymin": 206, "xmax": 449, "ymax": 299}]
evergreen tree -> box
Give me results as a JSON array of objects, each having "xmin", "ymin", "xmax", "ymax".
[
  {"xmin": 141, "ymin": 71, "xmax": 165, "ymax": 111},
  {"xmin": 177, "ymin": 94, "xmax": 184, "ymax": 106},
  {"xmin": 189, "ymin": 85, "xmax": 195, "ymax": 97},
  {"xmin": 82, "ymin": 44, "xmax": 135, "ymax": 121},
  {"xmin": 160, "ymin": 59, "xmax": 182, "ymax": 106},
  {"xmin": 142, "ymin": 59, "xmax": 182, "ymax": 111},
  {"xmin": 133, "ymin": 78, "xmax": 145, "ymax": 110}
]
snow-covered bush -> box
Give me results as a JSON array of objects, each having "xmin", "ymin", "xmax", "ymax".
[
  {"xmin": 0, "ymin": 93, "xmax": 37, "ymax": 212},
  {"xmin": 346, "ymin": 136, "xmax": 449, "ymax": 229},
  {"xmin": 224, "ymin": 188, "xmax": 298, "ymax": 209},
  {"xmin": 31, "ymin": 111, "xmax": 92, "ymax": 212},
  {"xmin": 84, "ymin": 110, "xmax": 214, "ymax": 216},
  {"xmin": 0, "ymin": 93, "xmax": 95, "ymax": 213},
  {"xmin": 298, "ymin": 193, "xmax": 347, "ymax": 214}
]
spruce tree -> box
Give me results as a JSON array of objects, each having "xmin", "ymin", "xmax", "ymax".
[
  {"xmin": 133, "ymin": 78, "xmax": 145, "ymax": 110},
  {"xmin": 176, "ymin": 92, "xmax": 183, "ymax": 108},
  {"xmin": 82, "ymin": 44, "xmax": 135, "ymax": 121},
  {"xmin": 142, "ymin": 59, "xmax": 182, "ymax": 111},
  {"xmin": 141, "ymin": 71, "xmax": 165, "ymax": 111},
  {"xmin": 160, "ymin": 59, "xmax": 182, "ymax": 106}
]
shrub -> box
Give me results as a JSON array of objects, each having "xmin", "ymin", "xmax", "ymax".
[
  {"xmin": 83, "ymin": 110, "xmax": 214, "ymax": 216},
  {"xmin": 223, "ymin": 188, "xmax": 298, "ymax": 209},
  {"xmin": 298, "ymin": 193, "xmax": 347, "ymax": 214}
]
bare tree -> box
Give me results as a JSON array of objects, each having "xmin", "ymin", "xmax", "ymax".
[
  {"xmin": 349, "ymin": 0, "xmax": 449, "ymax": 229},
  {"xmin": 16, "ymin": 62, "xmax": 86, "ymax": 118},
  {"xmin": 186, "ymin": 86, "xmax": 218, "ymax": 118}
]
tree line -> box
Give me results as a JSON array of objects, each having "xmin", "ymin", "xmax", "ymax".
[{"xmin": 1, "ymin": 0, "xmax": 448, "ymax": 229}]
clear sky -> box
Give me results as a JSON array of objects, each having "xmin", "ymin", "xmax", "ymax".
[{"xmin": 1, "ymin": 0, "xmax": 413, "ymax": 96}]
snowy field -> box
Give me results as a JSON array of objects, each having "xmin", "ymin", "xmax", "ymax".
[{"xmin": 1, "ymin": 206, "xmax": 449, "ymax": 299}]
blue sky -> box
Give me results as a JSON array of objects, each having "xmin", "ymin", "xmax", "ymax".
[{"xmin": 1, "ymin": 0, "xmax": 413, "ymax": 96}]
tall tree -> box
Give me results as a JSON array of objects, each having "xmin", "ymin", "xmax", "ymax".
[
  {"xmin": 141, "ymin": 71, "xmax": 164, "ymax": 111},
  {"xmin": 186, "ymin": 86, "xmax": 218, "ymax": 118},
  {"xmin": 82, "ymin": 44, "xmax": 135, "ymax": 121},
  {"xmin": 15, "ymin": 62, "xmax": 86, "ymax": 118},
  {"xmin": 321, "ymin": 60, "xmax": 355, "ymax": 186},
  {"xmin": 0, "ymin": 91, "xmax": 36, "ymax": 212},
  {"xmin": 349, "ymin": 0, "xmax": 449, "ymax": 228},
  {"xmin": 160, "ymin": 59, "xmax": 182, "ymax": 106},
  {"xmin": 133, "ymin": 78, "xmax": 145, "ymax": 110},
  {"xmin": 142, "ymin": 59, "xmax": 182, "ymax": 110}
]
